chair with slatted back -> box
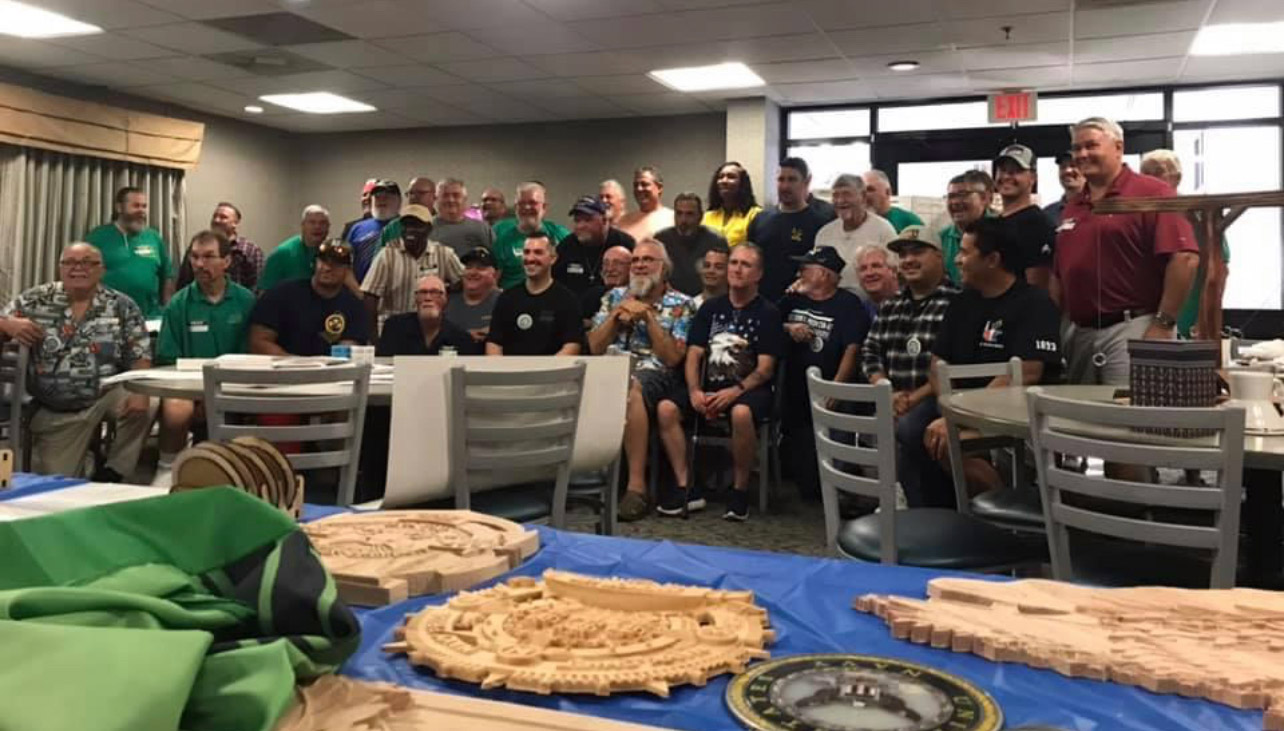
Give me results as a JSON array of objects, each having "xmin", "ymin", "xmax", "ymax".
[
  {"xmin": 448, "ymin": 361, "xmax": 586, "ymax": 530},
  {"xmin": 807, "ymin": 367, "xmax": 1036, "ymax": 568},
  {"xmin": 1026, "ymin": 387, "xmax": 1246, "ymax": 588},
  {"xmin": 935, "ymin": 357, "xmax": 1044, "ymax": 532},
  {"xmin": 202, "ymin": 362, "xmax": 371, "ymax": 506},
  {"xmin": 0, "ymin": 343, "xmax": 30, "ymax": 471}
]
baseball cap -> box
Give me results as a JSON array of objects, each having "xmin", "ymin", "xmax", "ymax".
[
  {"xmin": 1054, "ymin": 150, "xmax": 1074, "ymax": 166},
  {"xmin": 792, "ymin": 246, "xmax": 846, "ymax": 275},
  {"xmin": 994, "ymin": 143, "xmax": 1035, "ymax": 170},
  {"xmin": 887, "ymin": 224, "xmax": 942, "ymax": 254},
  {"xmin": 568, "ymin": 195, "xmax": 608, "ymax": 217},
  {"xmin": 361, "ymin": 178, "xmax": 377, "ymax": 196},
  {"xmin": 400, "ymin": 204, "xmax": 434, "ymax": 224},
  {"xmin": 460, "ymin": 247, "xmax": 496, "ymax": 268},
  {"xmin": 371, "ymin": 179, "xmax": 401, "ymax": 196},
  {"xmin": 316, "ymin": 239, "xmax": 354, "ymax": 266}
]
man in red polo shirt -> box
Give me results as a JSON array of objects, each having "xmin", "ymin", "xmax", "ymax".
[{"xmin": 1052, "ymin": 116, "xmax": 1199, "ymax": 386}]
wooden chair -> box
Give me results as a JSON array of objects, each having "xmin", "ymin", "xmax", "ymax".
[
  {"xmin": 447, "ymin": 361, "xmax": 586, "ymax": 530},
  {"xmin": 935, "ymin": 357, "xmax": 1044, "ymax": 532},
  {"xmin": 202, "ymin": 363, "xmax": 372, "ymax": 505},
  {"xmin": 0, "ymin": 343, "xmax": 29, "ymax": 471},
  {"xmin": 1026, "ymin": 387, "xmax": 1246, "ymax": 588},
  {"xmin": 807, "ymin": 367, "xmax": 1035, "ymax": 569}
]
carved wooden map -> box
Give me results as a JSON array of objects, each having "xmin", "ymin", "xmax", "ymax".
[
  {"xmin": 385, "ymin": 569, "xmax": 775, "ymax": 697},
  {"xmin": 855, "ymin": 578, "xmax": 1284, "ymax": 731},
  {"xmin": 303, "ymin": 510, "xmax": 539, "ymax": 606},
  {"xmin": 275, "ymin": 675, "xmax": 675, "ymax": 731}
]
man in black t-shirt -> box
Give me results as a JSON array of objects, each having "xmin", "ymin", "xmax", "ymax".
[
  {"xmin": 655, "ymin": 192, "xmax": 728, "ymax": 297},
  {"xmin": 486, "ymin": 233, "xmax": 583, "ymax": 356},
  {"xmin": 554, "ymin": 196, "xmax": 635, "ymax": 303},
  {"xmin": 378, "ymin": 274, "xmax": 481, "ymax": 356},
  {"xmin": 748, "ymin": 157, "xmax": 836, "ymax": 302},
  {"xmin": 993, "ymin": 144, "xmax": 1056, "ymax": 290},
  {"xmin": 657, "ymin": 243, "xmax": 783, "ymax": 522},
  {"xmin": 898, "ymin": 217, "xmax": 1061, "ymax": 507},
  {"xmin": 249, "ymin": 240, "xmax": 370, "ymax": 356},
  {"xmin": 779, "ymin": 246, "xmax": 870, "ymax": 501}
]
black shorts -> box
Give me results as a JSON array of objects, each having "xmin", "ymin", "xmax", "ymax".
[
  {"xmin": 661, "ymin": 385, "xmax": 773, "ymax": 424},
  {"xmin": 635, "ymin": 367, "xmax": 686, "ymax": 414}
]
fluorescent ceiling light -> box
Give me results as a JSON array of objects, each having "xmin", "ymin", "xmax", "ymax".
[
  {"xmin": 887, "ymin": 60, "xmax": 920, "ymax": 71},
  {"xmin": 1191, "ymin": 22, "xmax": 1284, "ymax": 56},
  {"xmin": 259, "ymin": 92, "xmax": 376, "ymax": 114},
  {"xmin": 243, "ymin": 105, "xmax": 264, "ymax": 114},
  {"xmin": 648, "ymin": 62, "xmax": 765, "ymax": 93},
  {"xmin": 0, "ymin": 0, "xmax": 102, "ymax": 38}
]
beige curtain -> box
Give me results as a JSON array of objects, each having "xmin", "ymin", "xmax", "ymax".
[{"xmin": 0, "ymin": 143, "xmax": 185, "ymax": 303}]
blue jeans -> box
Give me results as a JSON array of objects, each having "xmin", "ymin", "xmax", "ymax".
[{"xmin": 895, "ymin": 397, "xmax": 954, "ymax": 508}]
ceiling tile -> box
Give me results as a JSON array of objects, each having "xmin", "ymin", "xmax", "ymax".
[
  {"xmin": 132, "ymin": 0, "xmax": 282, "ymax": 20},
  {"xmin": 1207, "ymin": 0, "xmax": 1284, "ymax": 23},
  {"xmin": 447, "ymin": 94, "xmax": 551, "ymax": 120},
  {"xmin": 204, "ymin": 12, "xmax": 355, "ymax": 45},
  {"xmin": 131, "ymin": 80, "xmax": 261, "ymax": 114},
  {"xmin": 47, "ymin": 33, "xmax": 176, "ymax": 61},
  {"xmin": 1181, "ymin": 53, "xmax": 1284, "ymax": 82},
  {"xmin": 802, "ymin": 0, "xmax": 939, "ymax": 29},
  {"xmin": 372, "ymin": 33, "xmax": 498, "ymax": 63},
  {"xmin": 412, "ymin": 0, "xmax": 555, "ymax": 30},
  {"xmin": 48, "ymin": 61, "xmax": 181, "ymax": 88},
  {"xmin": 968, "ymin": 64, "xmax": 1071, "ymax": 89},
  {"xmin": 525, "ymin": 0, "xmax": 666, "ymax": 21},
  {"xmin": 119, "ymin": 22, "xmax": 265, "ymax": 54},
  {"xmin": 37, "ymin": 0, "xmax": 185, "ymax": 29},
  {"xmin": 533, "ymin": 96, "xmax": 629, "ymax": 118},
  {"xmin": 947, "ymin": 12, "xmax": 1069, "ymax": 47},
  {"xmin": 348, "ymin": 64, "xmax": 463, "ymax": 87},
  {"xmin": 286, "ymin": 40, "xmax": 410, "ymax": 68},
  {"xmin": 1073, "ymin": 32, "xmax": 1195, "ymax": 64},
  {"xmin": 464, "ymin": 21, "xmax": 601, "ymax": 55},
  {"xmin": 605, "ymin": 92, "xmax": 711, "ymax": 115},
  {"xmin": 269, "ymin": 110, "xmax": 424, "ymax": 133},
  {"xmin": 203, "ymin": 48, "xmax": 331, "ymax": 76},
  {"xmin": 145, "ymin": 56, "xmax": 257, "ymax": 81},
  {"xmin": 827, "ymin": 24, "xmax": 946, "ymax": 58},
  {"xmin": 438, "ymin": 57, "xmax": 552, "ymax": 83},
  {"xmin": 958, "ymin": 42, "xmax": 1068, "ymax": 71},
  {"xmin": 1071, "ymin": 58, "xmax": 1181, "ymax": 85},
  {"xmin": 846, "ymin": 50, "xmax": 962, "ymax": 76},
  {"xmin": 1074, "ymin": 1, "xmax": 1212, "ymax": 39},
  {"xmin": 773, "ymin": 79, "xmax": 876, "ymax": 103},
  {"xmin": 396, "ymin": 103, "xmax": 491, "ymax": 126},
  {"xmin": 567, "ymin": 3, "xmax": 816, "ymax": 48},
  {"xmin": 713, "ymin": 33, "xmax": 843, "ymax": 63},
  {"xmin": 291, "ymin": 1, "xmax": 450, "ymax": 39},
  {"xmin": 754, "ymin": 59, "xmax": 859, "ymax": 84},
  {"xmin": 211, "ymin": 69, "xmax": 391, "ymax": 97},
  {"xmin": 486, "ymin": 78, "xmax": 599, "ymax": 99},
  {"xmin": 0, "ymin": 38, "xmax": 104, "ymax": 68},
  {"xmin": 652, "ymin": 0, "xmax": 779, "ymax": 9},
  {"xmin": 525, "ymin": 50, "xmax": 652, "ymax": 76},
  {"xmin": 569, "ymin": 74, "xmax": 666, "ymax": 96},
  {"xmin": 865, "ymin": 71, "xmax": 972, "ymax": 98},
  {"xmin": 939, "ymin": 0, "xmax": 1071, "ymax": 19}
]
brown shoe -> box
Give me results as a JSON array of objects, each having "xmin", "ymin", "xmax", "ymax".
[{"xmin": 618, "ymin": 491, "xmax": 651, "ymax": 522}]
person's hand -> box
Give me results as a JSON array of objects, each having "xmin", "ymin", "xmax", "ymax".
[
  {"xmin": 689, "ymin": 389, "xmax": 709, "ymax": 417},
  {"xmin": 469, "ymin": 328, "xmax": 487, "ymax": 342},
  {"xmin": 1143, "ymin": 321, "xmax": 1176, "ymax": 340},
  {"xmin": 705, "ymin": 386, "xmax": 741, "ymax": 417},
  {"xmin": 618, "ymin": 299, "xmax": 650, "ymax": 323},
  {"xmin": 785, "ymin": 278, "xmax": 805, "ymax": 295},
  {"xmin": 893, "ymin": 391, "xmax": 913, "ymax": 417},
  {"xmin": 119, "ymin": 393, "xmax": 150, "ymax": 418},
  {"xmin": 785, "ymin": 322, "xmax": 813, "ymax": 343},
  {"xmin": 0, "ymin": 317, "xmax": 43, "ymax": 348},
  {"xmin": 923, "ymin": 417, "xmax": 950, "ymax": 462}
]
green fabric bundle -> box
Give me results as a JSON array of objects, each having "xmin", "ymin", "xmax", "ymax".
[{"xmin": 0, "ymin": 488, "xmax": 360, "ymax": 731}]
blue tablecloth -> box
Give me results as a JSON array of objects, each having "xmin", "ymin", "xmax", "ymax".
[{"xmin": 344, "ymin": 526, "xmax": 1261, "ymax": 731}]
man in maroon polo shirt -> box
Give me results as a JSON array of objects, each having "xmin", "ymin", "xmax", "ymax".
[{"xmin": 1052, "ymin": 116, "xmax": 1199, "ymax": 386}]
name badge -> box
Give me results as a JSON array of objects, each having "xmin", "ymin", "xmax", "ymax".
[
  {"xmin": 1056, "ymin": 219, "xmax": 1077, "ymax": 233},
  {"xmin": 189, "ymin": 322, "xmax": 210, "ymax": 333},
  {"xmin": 567, "ymin": 263, "xmax": 585, "ymax": 275},
  {"xmin": 134, "ymin": 245, "xmax": 155, "ymax": 257}
]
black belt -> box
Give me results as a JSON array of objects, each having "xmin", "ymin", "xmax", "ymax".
[{"xmin": 1077, "ymin": 309, "xmax": 1153, "ymax": 328}]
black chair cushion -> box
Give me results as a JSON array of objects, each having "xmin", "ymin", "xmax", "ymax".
[
  {"xmin": 418, "ymin": 483, "xmax": 553, "ymax": 523},
  {"xmin": 1064, "ymin": 533, "xmax": 1220, "ymax": 589},
  {"xmin": 971, "ymin": 488, "xmax": 1044, "ymax": 529},
  {"xmin": 837, "ymin": 508, "xmax": 1035, "ymax": 570}
]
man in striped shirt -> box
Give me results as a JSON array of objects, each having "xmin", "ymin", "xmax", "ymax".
[{"xmin": 361, "ymin": 204, "xmax": 463, "ymax": 334}]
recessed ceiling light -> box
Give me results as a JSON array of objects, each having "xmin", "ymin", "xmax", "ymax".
[
  {"xmin": 648, "ymin": 62, "xmax": 765, "ymax": 93},
  {"xmin": 887, "ymin": 60, "xmax": 920, "ymax": 71},
  {"xmin": 0, "ymin": 0, "xmax": 102, "ymax": 38},
  {"xmin": 258, "ymin": 92, "xmax": 376, "ymax": 114},
  {"xmin": 1191, "ymin": 22, "xmax": 1284, "ymax": 56},
  {"xmin": 243, "ymin": 105, "xmax": 264, "ymax": 114}
]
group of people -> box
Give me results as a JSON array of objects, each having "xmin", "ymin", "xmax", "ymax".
[{"xmin": 0, "ymin": 114, "xmax": 1208, "ymax": 525}]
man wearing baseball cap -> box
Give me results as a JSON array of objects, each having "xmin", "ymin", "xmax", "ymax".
[
  {"xmin": 993, "ymin": 143, "xmax": 1056, "ymax": 290},
  {"xmin": 339, "ymin": 178, "xmax": 377, "ymax": 242},
  {"xmin": 345, "ymin": 179, "xmax": 402, "ymax": 282},
  {"xmin": 249, "ymin": 240, "xmax": 370, "ymax": 357},
  {"xmin": 444, "ymin": 247, "xmax": 501, "ymax": 342},
  {"xmin": 554, "ymin": 195, "xmax": 637, "ymax": 320},
  {"xmin": 361, "ymin": 203, "xmax": 463, "ymax": 334},
  {"xmin": 779, "ymin": 246, "xmax": 870, "ymax": 501}
]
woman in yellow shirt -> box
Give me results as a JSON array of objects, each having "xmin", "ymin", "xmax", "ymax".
[{"xmin": 701, "ymin": 161, "xmax": 762, "ymax": 246}]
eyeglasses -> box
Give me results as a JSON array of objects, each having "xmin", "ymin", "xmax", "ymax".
[
  {"xmin": 59, "ymin": 259, "xmax": 101, "ymax": 270},
  {"xmin": 415, "ymin": 288, "xmax": 447, "ymax": 297},
  {"xmin": 946, "ymin": 190, "xmax": 985, "ymax": 201},
  {"xmin": 632, "ymin": 255, "xmax": 661, "ymax": 265}
]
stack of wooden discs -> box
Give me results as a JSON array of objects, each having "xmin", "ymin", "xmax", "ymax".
[{"xmin": 170, "ymin": 437, "xmax": 303, "ymax": 519}]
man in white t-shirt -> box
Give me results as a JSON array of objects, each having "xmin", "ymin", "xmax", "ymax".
[{"xmin": 814, "ymin": 173, "xmax": 897, "ymax": 298}]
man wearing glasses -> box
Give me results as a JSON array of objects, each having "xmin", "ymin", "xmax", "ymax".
[
  {"xmin": 938, "ymin": 170, "xmax": 995, "ymax": 283},
  {"xmin": 377, "ymin": 275, "xmax": 479, "ymax": 356},
  {"xmin": 249, "ymin": 240, "xmax": 370, "ymax": 356},
  {"xmin": 0, "ymin": 242, "xmax": 153, "ymax": 481}
]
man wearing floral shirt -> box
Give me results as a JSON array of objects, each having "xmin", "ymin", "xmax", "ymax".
[
  {"xmin": 587, "ymin": 238, "xmax": 695, "ymax": 521},
  {"xmin": 0, "ymin": 242, "xmax": 153, "ymax": 481}
]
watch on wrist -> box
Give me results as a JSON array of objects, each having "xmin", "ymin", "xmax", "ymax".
[{"xmin": 1153, "ymin": 311, "xmax": 1177, "ymax": 329}]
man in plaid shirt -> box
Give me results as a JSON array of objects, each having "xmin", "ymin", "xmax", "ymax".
[
  {"xmin": 860, "ymin": 225, "xmax": 958, "ymax": 505},
  {"xmin": 177, "ymin": 202, "xmax": 264, "ymax": 291}
]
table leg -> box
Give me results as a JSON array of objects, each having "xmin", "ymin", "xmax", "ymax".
[{"xmin": 1243, "ymin": 468, "xmax": 1283, "ymax": 588}]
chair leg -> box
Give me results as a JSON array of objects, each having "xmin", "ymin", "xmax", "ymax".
[
  {"xmin": 551, "ymin": 466, "xmax": 570, "ymax": 530},
  {"xmin": 602, "ymin": 455, "xmax": 620, "ymax": 536},
  {"xmin": 758, "ymin": 430, "xmax": 769, "ymax": 514}
]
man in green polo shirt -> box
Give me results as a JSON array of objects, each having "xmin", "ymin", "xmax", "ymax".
[
  {"xmin": 491, "ymin": 181, "xmax": 571, "ymax": 289},
  {"xmin": 258, "ymin": 204, "xmax": 332, "ymax": 292},
  {"xmin": 154, "ymin": 229, "xmax": 256, "ymax": 484},
  {"xmin": 863, "ymin": 169, "xmax": 924, "ymax": 232},
  {"xmin": 938, "ymin": 170, "xmax": 995, "ymax": 282},
  {"xmin": 85, "ymin": 186, "xmax": 174, "ymax": 318}
]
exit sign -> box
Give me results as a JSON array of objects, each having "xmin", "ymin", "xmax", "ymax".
[{"xmin": 989, "ymin": 90, "xmax": 1037, "ymax": 123}]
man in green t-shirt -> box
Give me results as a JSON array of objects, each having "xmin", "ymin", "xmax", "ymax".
[
  {"xmin": 490, "ymin": 182, "xmax": 571, "ymax": 289},
  {"xmin": 258, "ymin": 204, "xmax": 332, "ymax": 293},
  {"xmin": 863, "ymin": 169, "xmax": 924, "ymax": 233},
  {"xmin": 154, "ymin": 230, "xmax": 256, "ymax": 483},
  {"xmin": 938, "ymin": 170, "xmax": 995, "ymax": 282},
  {"xmin": 85, "ymin": 186, "xmax": 174, "ymax": 318}
]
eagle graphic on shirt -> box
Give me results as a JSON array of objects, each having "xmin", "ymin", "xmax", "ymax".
[{"xmin": 707, "ymin": 331, "xmax": 753, "ymax": 387}]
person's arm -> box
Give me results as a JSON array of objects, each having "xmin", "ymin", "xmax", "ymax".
[
  {"xmin": 555, "ymin": 293, "xmax": 586, "ymax": 355},
  {"xmin": 161, "ymin": 278, "xmax": 176, "ymax": 306},
  {"xmin": 485, "ymin": 342, "xmax": 503, "ymax": 356},
  {"xmin": 833, "ymin": 344, "xmax": 861, "ymax": 384},
  {"xmin": 586, "ymin": 294, "xmax": 622, "ymax": 355},
  {"xmin": 861, "ymin": 320, "xmax": 888, "ymax": 384},
  {"xmin": 928, "ymin": 354, "xmax": 944, "ymax": 397},
  {"xmin": 988, "ymin": 360, "xmax": 1044, "ymax": 389},
  {"xmin": 363, "ymin": 293, "xmax": 380, "ymax": 339},
  {"xmin": 685, "ymin": 344, "xmax": 708, "ymax": 414},
  {"xmin": 0, "ymin": 314, "xmax": 43, "ymax": 348},
  {"xmin": 1147, "ymin": 251, "xmax": 1199, "ymax": 340},
  {"xmin": 1048, "ymin": 273, "xmax": 1062, "ymax": 308},
  {"xmin": 249, "ymin": 324, "xmax": 289, "ymax": 356},
  {"xmin": 154, "ymin": 305, "xmax": 181, "ymax": 366},
  {"xmin": 555, "ymin": 341, "xmax": 582, "ymax": 355},
  {"xmin": 1026, "ymin": 266, "xmax": 1051, "ymax": 290},
  {"xmin": 639, "ymin": 305, "xmax": 686, "ymax": 367}
]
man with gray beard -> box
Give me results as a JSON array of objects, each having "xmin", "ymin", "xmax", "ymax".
[{"xmin": 588, "ymin": 239, "xmax": 696, "ymax": 522}]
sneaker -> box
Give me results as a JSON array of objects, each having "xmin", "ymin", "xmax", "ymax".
[
  {"xmin": 722, "ymin": 489, "xmax": 749, "ymax": 522},
  {"xmin": 618, "ymin": 491, "xmax": 651, "ymax": 522},
  {"xmin": 657, "ymin": 485, "xmax": 706, "ymax": 516}
]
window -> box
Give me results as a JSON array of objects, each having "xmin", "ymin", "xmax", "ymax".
[
  {"xmin": 878, "ymin": 101, "xmax": 1001, "ymax": 133},
  {"xmin": 787, "ymin": 142, "xmax": 870, "ymax": 192},
  {"xmin": 1035, "ymin": 93, "xmax": 1164, "ymax": 125},
  {"xmin": 1173, "ymin": 85, "xmax": 1281, "ymax": 123},
  {"xmin": 786, "ymin": 108, "xmax": 870, "ymax": 140},
  {"xmin": 896, "ymin": 160, "xmax": 990, "ymax": 198}
]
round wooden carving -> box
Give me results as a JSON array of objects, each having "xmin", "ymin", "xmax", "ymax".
[
  {"xmin": 385, "ymin": 569, "xmax": 775, "ymax": 697},
  {"xmin": 303, "ymin": 510, "xmax": 540, "ymax": 606}
]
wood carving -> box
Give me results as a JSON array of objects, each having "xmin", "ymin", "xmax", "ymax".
[
  {"xmin": 170, "ymin": 439, "xmax": 303, "ymax": 519},
  {"xmin": 275, "ymin": 675, "xmax": 677, "ymax": 731},
  {"xmin": 0, "ymin": 449, "xmax": 12, "ymax": 489},
  {"xmin": 386, "ymin": 569, "xmax": 775, "ymax": 697},
  {"xmin": 302, "ymin": 510, "xmax": 539, "ymax": 606},
  {"xmin": 854, "ymin": 578, "xmax": 1284, "ymax": 731}
]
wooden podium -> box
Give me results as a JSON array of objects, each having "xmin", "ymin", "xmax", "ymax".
[{"xmin": 1095, "ymin": 191, "xmax": 1284, "ymax": 356}]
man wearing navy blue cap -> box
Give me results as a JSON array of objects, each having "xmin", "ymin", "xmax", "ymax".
[
  {"xmin": 778, "ymin": 246, "xmax": 871, "ymax": 501},
  {"xmin": 555, "ymin": 195, "xmax": 637, "ymax": 320}
]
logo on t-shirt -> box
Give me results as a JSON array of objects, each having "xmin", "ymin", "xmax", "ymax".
[
  {"xmin": 708, "ymin": 331, "xmax": 752, "ymax": 386},
  {"xmin": 981, "ymin": 319, "xmax": 1003, "ymax": 348},
  {"xmin": 324, "ymin": 313, "xmax": 346, "ymax": 343},
  {"xmin": 791, "ymin": 228, "xmax": 803, "ymax": 243},
  {"xmin": 516, "ymin": 313, "xmax": 534, "ymax": 330}
]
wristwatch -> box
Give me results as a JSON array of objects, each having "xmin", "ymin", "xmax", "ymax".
[{"xmin": 1153, "ymin": 311, "xmax": 1177, "ymax": 329}]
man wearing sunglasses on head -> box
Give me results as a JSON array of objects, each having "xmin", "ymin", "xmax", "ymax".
[{"xmin": 249, "ymin": 240, "xmax": 370, "ymax": 356}]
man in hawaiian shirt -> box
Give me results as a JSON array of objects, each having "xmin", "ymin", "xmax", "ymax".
[
  {"xmin": 587, "ymin": 238, "xmax": 696, "ymax": 522},
  {"xmin": 0, "ymin": 242, "xmax": 153, "ymax": 481}
]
